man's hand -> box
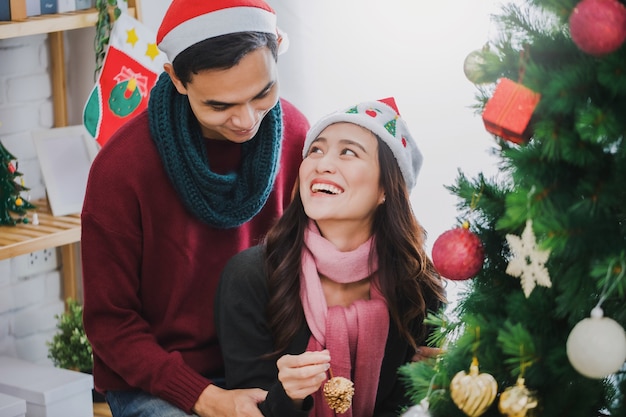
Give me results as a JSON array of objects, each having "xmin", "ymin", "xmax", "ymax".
[
  {"xmin": 193, "ymin": 384, "xmax": 267, "ymax": 417},
  {"xmin": 277, "ymin": 350, "xmax": 331, "ymax": 403}
]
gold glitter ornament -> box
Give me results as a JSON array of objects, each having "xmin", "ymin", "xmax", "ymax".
[
  {"xmin": 450, "ymin": 357, "xmax": 497, "ymax": 417},
  {"xmin": 323, "ymin": 376, "xmax": 354, "ymax": 413},
  {"xmin": 498, "ymin": 377, "xmax": 538, "ymax": 417}
]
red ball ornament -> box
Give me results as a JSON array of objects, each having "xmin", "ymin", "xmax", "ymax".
[
  {"xmin": 569, "ymin": 0, "xmax": 626, "ymax": 56},
  {"xmin": 432, "ymin": 222, "xmax": 485, "ymax": 280}
]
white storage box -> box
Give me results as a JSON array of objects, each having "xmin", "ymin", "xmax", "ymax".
[
  {"xmin": 0, "ymin": 357, "xmax": 93, "ymax": 417},
  {"xmin": 0, "ymin": 392, "xmax": 26, "ymax": 417}
]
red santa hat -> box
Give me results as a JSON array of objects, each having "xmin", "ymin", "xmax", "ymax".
[{"xmin": 157, "ymin": 0, "xmax": 286, "ymax": 62}]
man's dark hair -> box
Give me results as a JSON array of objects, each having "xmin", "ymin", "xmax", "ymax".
[{"xmin": 172, "ymin": 31, "xmax": 279, "ymax": 86}]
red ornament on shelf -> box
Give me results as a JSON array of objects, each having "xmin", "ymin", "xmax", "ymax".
[
  {"xmin": 569, "ymin": 0, "xmax": 626, "ymax": 56},
  {"xmin": 482, "ymin": 78, "xmax": 541, "ymax": 145},
  {"xmin": 432, "ymin": 222, "xmax": 485, "ymax": 281}
]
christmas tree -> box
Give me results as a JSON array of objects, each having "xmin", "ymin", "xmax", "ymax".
[
  {"xmin": 401, "ymin": 1, "xmax": 626, "ymax": 416},
  {"xmin": 0, "ymin": 142, "xmax": 36, "ymax": 225}
]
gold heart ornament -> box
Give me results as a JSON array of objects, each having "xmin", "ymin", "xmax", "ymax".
[{"xmin": 450, "ymin": 357, "xmax": 498, "ymax": 417}]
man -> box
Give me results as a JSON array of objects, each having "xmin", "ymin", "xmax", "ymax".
[{"xmin": 81, "ymin": 1, "xmax": 309, "ymax": 416}]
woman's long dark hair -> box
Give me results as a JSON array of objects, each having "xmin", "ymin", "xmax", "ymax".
[{"xmin": 264, "ymin": 137, "xmax": 447, "ymax": 356}]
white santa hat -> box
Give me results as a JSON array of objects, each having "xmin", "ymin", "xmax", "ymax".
[
  {"xmin": 303, "ymin": 97, "xmax": 423, "ymax": 191},
  {"xmin": 157, "ymin": 0, "xmax": 287, "ymax": 63}
]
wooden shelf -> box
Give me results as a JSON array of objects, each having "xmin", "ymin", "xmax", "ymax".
[
  {"xmin": 0, "ymin": 0, "xmax": 141, "ymax": 305},
  {"xmin": 0, "ymin": 199, "xmax": 80, "ymax": 260},
  {"xmin": 93, "ymin": 402, "xmax": 113, "ymax": 417},
  {"xmin": 0, "ymin": 7, "xmax": 136, "ymax": 40},
  {"xmin": 0, "ymin": 9, "xmax": 98, "ymax": 39}
]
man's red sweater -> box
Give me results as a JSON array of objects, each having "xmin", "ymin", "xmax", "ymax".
[{"xmin": 81, "ymin": 99, "xmax": 308, "ymax": 412}]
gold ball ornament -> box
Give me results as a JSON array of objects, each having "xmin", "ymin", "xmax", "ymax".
[
  {"xmin": 323, "ymin": 376, "xmax": 354, "ymax": 414},
  {"xmin": 566, "ymin": 306, "xmax": 626, "ymax": 379},
  {"xmin": 463, "ymin": 46, "xmax": 501, "ymax": 84},
  {"xmin": 450, "ymin": 357, "xmax": 498, "ymax": 417},
  {"xmin": 498, "ymin": 377, "xmax": 538, "ymax": 417}
]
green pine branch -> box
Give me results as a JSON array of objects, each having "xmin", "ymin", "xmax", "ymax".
[{"xmin": 402, "ymin": 0, "xmax": 626, "ymax": 414}]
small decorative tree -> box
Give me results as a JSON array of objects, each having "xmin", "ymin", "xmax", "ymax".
[
  {"xmin": 47, "ymin": 298, "xmax": 93, "ymax": 373},
  {"xmin": 0, "ymin": 141, "xmax": 36, "ymax": 225}
]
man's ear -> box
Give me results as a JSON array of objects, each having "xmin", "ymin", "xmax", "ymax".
[
  {"xmin": 276, "ymin": 28, "xmax": 289, "ymax": 55},
  {"xmin": 163, "ymin": 63, "xmax": 187, "ymax": 95}
]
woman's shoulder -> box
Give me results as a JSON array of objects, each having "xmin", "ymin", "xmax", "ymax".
[
  {"xmin": 220, "ymin": 245, "xmax": 267, "ymax": 288},
  {"xmin": 227, "ymin": 244, "xmax": 264, "ymax": 265}
]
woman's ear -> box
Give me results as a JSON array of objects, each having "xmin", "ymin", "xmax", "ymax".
[{"xmin": 163, "ymin": 63, "xmax": 187, "ymax": 95}]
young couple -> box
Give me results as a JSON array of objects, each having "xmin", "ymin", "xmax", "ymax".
[{"xmin": 81, "ymin": 1, "xmax": 446, "ymax": 416}]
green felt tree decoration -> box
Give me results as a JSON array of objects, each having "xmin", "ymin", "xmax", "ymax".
[
  {"xmin": 400, "ymin": 1, "xmax": 626, "ymax": 416},
  {"xmin": 0, "ymin": 142, "xmax": 36, "ymax": 225}
]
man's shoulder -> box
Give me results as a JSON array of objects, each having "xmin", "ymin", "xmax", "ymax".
[
  {"xmin": 90, "ymin": 109, "xmax": 156, "ymax": 170},
  {"xmin": 106, "ymin": 109, "xmax": 150, "ymax": 143},
  {"xmin": 278, "ymin": 98, "xmax": 309, "ymax": 157},
  {"xmin": 279, "ymin": 97, "xmax": 310, "ymax": 132}
]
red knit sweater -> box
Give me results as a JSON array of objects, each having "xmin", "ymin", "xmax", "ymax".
[{"xmin": 81, "ymin": 99, "xmax": 308, "ymax": 412}]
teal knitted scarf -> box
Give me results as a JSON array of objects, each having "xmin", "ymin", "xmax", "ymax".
[{"xmin": 148, "ymin": 73, "xmax": 282, "ymax": 228}]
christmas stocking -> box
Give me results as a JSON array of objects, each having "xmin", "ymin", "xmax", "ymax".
[{"xmin": 83, "ymin": 13, "xmax": 167, "ymax": 147}]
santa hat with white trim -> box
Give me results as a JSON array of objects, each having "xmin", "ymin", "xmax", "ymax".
[
  {"xmin": 157, "ymin": 0, "xmax": 287, "ymax": 63},
  {"xmin": 302, "ymin": 97, "xmax": 423, "ymax": 191}
]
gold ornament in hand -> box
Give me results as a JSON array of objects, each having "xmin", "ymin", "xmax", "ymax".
[{"xmin": 450, "ymin": 357, "xmax": 497, "ymax": 417}]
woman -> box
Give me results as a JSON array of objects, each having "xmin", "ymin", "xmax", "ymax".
[{"xmin": 216, "ymin": 97, "xmax": 446, "ymax": 416}]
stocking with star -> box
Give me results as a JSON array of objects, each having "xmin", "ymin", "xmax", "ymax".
[{"xmin": 83, "ymin": 13, "xmax": 167, "ymax": 147}]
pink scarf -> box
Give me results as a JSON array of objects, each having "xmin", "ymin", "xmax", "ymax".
[{"xmin": 300, "ymin": 221, "xmax": 390, "ymax": 417}]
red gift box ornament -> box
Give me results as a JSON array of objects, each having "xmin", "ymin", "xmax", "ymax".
[{"xmin": 482, "ymin": 78, "xmax": 541, "ymax": 145}]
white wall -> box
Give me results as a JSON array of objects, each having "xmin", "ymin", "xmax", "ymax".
[
  {"xmin": 0, "ymin": 36, "xmax": 65, "ymax": 365},
  {"xmin": 141, "ymin": 1, "xmax": 502, "ymax": 302}
]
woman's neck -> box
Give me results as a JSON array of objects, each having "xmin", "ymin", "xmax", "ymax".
[
  {"xmin": 314, "ymin": 220, "xmax": 373, "ymax": 252},
  {"xmin": 321, "ymin": 275, "xmax": 371, "ymax": 307}
]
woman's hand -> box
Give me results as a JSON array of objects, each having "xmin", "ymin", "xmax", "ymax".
[
  {"xmin": 277, "ymin": 350, "xmax": 331, "ymax": 403},
  {"xmin": 412, "ymin": 346, "xmax": 442, "ymax": 362}
]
